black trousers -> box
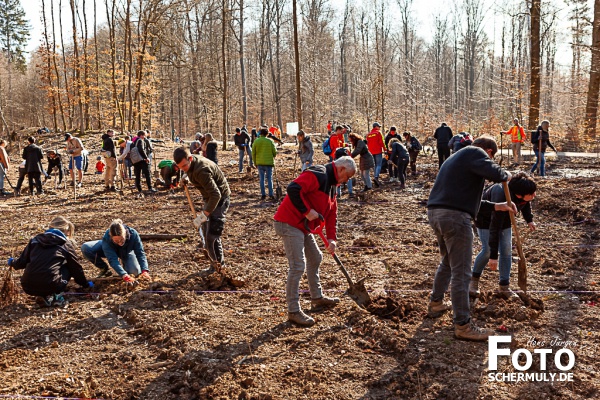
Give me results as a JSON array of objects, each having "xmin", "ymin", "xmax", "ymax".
[
  {"xmin": 133, "ymin": 161, "xmax": 152, "ymax": 192},
  {"xmin": 438, "ymin": 144, "xmax": 450, "ymax": 168},
  {"xmin": 28, "ymin": 172, "xmax": 43, "ymax": 194}
]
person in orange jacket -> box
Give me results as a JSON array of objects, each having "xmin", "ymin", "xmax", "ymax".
[
  {"xmin": 328, "ymin": 125, "xmax": 346, "ymax": 161},
  {"xmin": 501, "ymin": 118, "xmax": 526, "ymax": 165},
  {"xmin": 366, "ymin": 122, "xmax": 386, "ymax": 187}
]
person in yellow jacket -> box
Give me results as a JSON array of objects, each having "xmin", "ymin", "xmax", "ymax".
[{"xmin": 501, "ymin": 118, "xmax": 526, "ymax": 164}]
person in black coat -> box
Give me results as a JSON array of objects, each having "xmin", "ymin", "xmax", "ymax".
[
  {"xmin": 388, "ymin": 138, "xmax": 410, "ymax": 188},
  {"xmin": 133, "ymin": 130, "xmax": 156, "ymax": 193},
  {"xmin": 8, "ymin": 216, "xmax": 93, "ymax": 307},
  {"xmin": 45, "ymin": 150, "xmax": 64, "ymax": 185},
  {"xmin": 433, "ymin": 122, "xmax": 453, "ymax": 168},
  {"xmin": 22, "ymin": 136, "xmax": 44, "ymax": 195}
]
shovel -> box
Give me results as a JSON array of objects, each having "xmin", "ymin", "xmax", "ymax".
[
  {"xmin": 274, "ymin": 166, "xmax": 283, "ymax": 201},
  {"xmin": 305, "ymin": 215, "xmax": 371, "ymax": 308},
  {"xmin": 502, "ymin": 181, "xmax": 527, "ymax": 291}
]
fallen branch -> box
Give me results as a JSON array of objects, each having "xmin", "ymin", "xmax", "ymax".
[{"xmin": 139, "ymin": 234, "xmax": 188, "ymax": 240}]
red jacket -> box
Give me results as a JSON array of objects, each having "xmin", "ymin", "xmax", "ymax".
[
  {"xmin": 274, "ymin": 164, "xmax": 339, "ymax": 241},
  {"xmin": 329, "ymin": 133, "xmax": 344, "ymax": 156},
  {"xmin": 366, "ymin": 129, "xmax": 386, "ymax": 155}
]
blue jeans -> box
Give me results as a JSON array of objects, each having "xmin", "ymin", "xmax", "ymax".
[
  {"xmin": 531, "ymin": 149, "xmax": 546, "ymax": 176},
  {"xmin": 472, "ymin": 227, "xmax": 512, "ymax": 285},
  {"xmin": 81, "ymin": 240, "xmax": 141, "ymax": 276},
  {"xmin": 0, "ymin": 164, "xmax": 6, "ymax": 190},
  {"xmin": 336, "ymin": 178, "xmax": 353, "ymax": 196},
  {"xmin": 301, "ymin": 162, "xmax": 312, "ymax": 171},
  {"xmin": 428, "ymin": 208, "xmax": 473, "ymax": 325},
  {"xmin": 373, "ymin": 153, "xmax": 383, "ymax": 178},
  {"xmin": 238, "ymin": 147, "xmax": 253, "ymax": 172},
  {"xmin": 274, "ymin": 221, "xmax": 323, "ymax": 313},
  {"xmin": 258, "ymin": 165, "xmax": 273, "ymax": 197}
]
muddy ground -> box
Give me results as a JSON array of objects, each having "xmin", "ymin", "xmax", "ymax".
[{"xmin": 0, "ymin": 132, "xmax": 599, "ymax": 399}]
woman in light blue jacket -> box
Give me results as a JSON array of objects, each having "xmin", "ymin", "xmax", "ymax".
[{"xmin": 81, "ymin": 219, "xmax": 150, "ymax": 284}]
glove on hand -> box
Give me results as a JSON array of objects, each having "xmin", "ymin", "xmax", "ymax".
[
  {"xmin": 193, "ymin": 213, "xmax": 208, "ymax": 228},
  {"xmin": 87, "ymin": 281, "xmax": 94, "ymax": 288},
  {"xmin": 7, "ymin": 257, "xmax": 14, "ymax": 266}
]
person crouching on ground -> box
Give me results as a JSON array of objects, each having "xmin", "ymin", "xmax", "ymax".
[
  {"xmin": 80, "ymin": 219, "xmax": 150, "ymax": 284},
  {"xmin": 8, "ymin": 216, "xmax": 93, "ymax": 307},
  {"xmin": 426, "ymin": 136, "xmax": 516, "ymax": 341},
  {"xmin": 470, "ymin": 172, "xmax": 537, "ymax": 299},
  {"xmin": 273, "ymin": 156, "xmax": 357, "ymax": 327},
  {"xmin": 157, "ymin": 159, "xmax": 181, "ymax": 189}
]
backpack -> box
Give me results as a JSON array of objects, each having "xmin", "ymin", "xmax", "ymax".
[
  {"xmin": 411, "ymin": 137, "xmax": 423, "ymax": 151},
  {"xmin": 530, "ymin": 129, "xmax": 540, "ymax": 144},
  {"xmin": 460, "ymin": 133, "xmax": 473, "ymax": 146},
  {"xmin": 322, "ymin": 137, "xmax": 332, "ymax": 155}
]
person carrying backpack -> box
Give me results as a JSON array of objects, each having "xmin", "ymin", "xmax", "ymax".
[
  {"xmin": 297, "ymin": 130, "xmax": 314, "ymax": 171},
  {"xmin": 403, "ymin": 131, "xmax": 422, "ymax": 175},
  {"xmin": 530, "ymin": 120, "xmax": 556, "ymax": 177}
]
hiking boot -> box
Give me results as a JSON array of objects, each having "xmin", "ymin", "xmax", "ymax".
[
  {"xmin": 499, "ymin": 284, "xmax": 519, "ymax": 301},
  {"xmin": 348, "ymin": 193, "xmax": 355, "ymax": 199},
  {"xmin": 36, "ymin": 295, "xmax": 54, "ymax": 307},
  {"xmin": 427, "ymin": 299, "xmax": 452, "ymax": 318},
  {"xmin": 268, "ymin": 195, "xmax": 276, "ymax": 201},
  {"xmin": 469, "ymin": 277, "xmax": 480, "ymax": 297},
  {"xmin": 400, "ymin": 183, "xmax": 406, "ymax": 189},
  {"xmin": 373, "ymin": 178, "xmax": 380, "ymax": 188},
  {"xmin": 201, "ymin": 265, "xmax": 216, "ymax": 274},
  {"xmin": 104, "ymin": 186, "xmax": 110, "ymax": 192},
  {"xmin": 110, "ymin": 186, "xmax": 116, "ymax": 191},
  {"xmin": 14, "ymin": 189, "xmax": 20, "ymax": 196},
  {"xmin": 361, "ymin": 187, "xmax": 371, "ymax": 192},
  {"xmin": 76, "ymin": 182, "xmax": 82, "ymax": 188},
  {"xmin": 97, "ymin": 267, "xmax": 113, "ymax": 278},
  {"xmin": 311, "ymin": 296, "xmax": 340, "ymax": 311},
  {"xmin": 52, "ymin": 293, "xmax": 68, "ymax": 308},
  {"xmin": 260, "ymin": 195, "xmax": 266, "ymax": 201},
  {"xmin": 149, "ymin": 188, "xmax": 158, "ymax": 193},
  {"xmin": 454, "ymin": 322, "xmax": 491, "ymax": 341},
  {"xmin": 288, "ymin": 310, "xmax": 315, "ymax": 327}
]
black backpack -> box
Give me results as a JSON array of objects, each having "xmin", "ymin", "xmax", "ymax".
[{"xmin": 530, "ymin": 130, "xmax": 540, "ymax": 144}]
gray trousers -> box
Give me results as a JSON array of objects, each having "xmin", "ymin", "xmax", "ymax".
[
  {"xmin": 427, "ymin": 208, "xmax": 473, "ymax": 325},
  {"xmin": 274, "ymin": 221, "xmax": 323, "ymax": 313},
  {"xmin": 511, "ymin": 142, "xmax": 522, "ymax": 164}
]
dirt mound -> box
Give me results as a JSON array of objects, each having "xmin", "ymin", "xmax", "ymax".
[{"xmin": 366, "ymin": 294, "xmax": 424, "ymax": 323}]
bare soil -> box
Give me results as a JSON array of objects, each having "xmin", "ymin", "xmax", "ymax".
[{"xmin": 1, "ymin": 133, "xmax": 599, "ymax": 399}]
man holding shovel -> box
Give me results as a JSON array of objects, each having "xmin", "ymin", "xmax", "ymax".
[
  {"xmin": 427, "ymin": 136, "xmax": 517, "ymax": 341},
  {"xmin": 174, "ymin": 147, "xmax": 231, "ymax": 272},
  {"xmin": 273, "ymin": 156, "xmax": 356, "ymax": 327}
]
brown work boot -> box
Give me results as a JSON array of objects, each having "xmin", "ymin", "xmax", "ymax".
[
  {"xmin": 311, "ymin": 296, "xmax": 340, "ymax": 311},
  {"xmin": 427, "ymin": 300, "xmax": 452, "ymax": 318},
  {"xmin": 469, "ymin": 277, "xmax": 480, "ymax": 297},
  {"xmin": 288, "ymin": 310, "xmax": 315, "ymax": 327},
  {"xmin": 499, "ymin": 284, "xmax": 519, "ymax": 301},
  {"xmin": 454, "ymin": 322, "xmax": 491, "ymax": 341}
]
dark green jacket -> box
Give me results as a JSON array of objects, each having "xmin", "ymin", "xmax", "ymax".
[{"xmin": 187, "ymin": 155, "xmax": 231, "ymax": 213}]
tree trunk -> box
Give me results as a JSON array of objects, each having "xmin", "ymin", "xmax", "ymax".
[
  {"xmin": 69, "ymin": 0, "xmax": 85, "ymax": 134},
  {"xmin": 292, "ymin": 0, "xmax": 302, "ymax": 129},
  {"xmin": 585, "ymin": 0, "xmax": 600, "ymax": 140},
  {"xmin": 528, "ymin": 0, "xmax": 541, "ymax": 130},
  {"xmin": 239, "ymin": 0, "xmax": 248, "ymax": 126},
  {"xmin": 41, "ymin": 0, "xmax": 59, "ymax": 133},
  {"xmin": 222, "ymin": 0, "xmax": 229, "ymax": 149}
]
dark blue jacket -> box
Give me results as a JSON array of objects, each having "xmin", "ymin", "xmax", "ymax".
[{"xmin": 101, "ymin": 225, "xmax": 148, "ymax": 276}]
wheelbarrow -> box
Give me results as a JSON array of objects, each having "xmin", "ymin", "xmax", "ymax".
[{"xmin": 305, "ymin": 215, "xmax": 371, "ymax": 308}]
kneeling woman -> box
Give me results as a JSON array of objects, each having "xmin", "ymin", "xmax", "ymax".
[
  {"xmin": 81, "ymin": 219, "xmax": 150, "ymax": 284},
  {"xmin": 8, "ymin": 216, "xmax": 92, "ymax": 307}
]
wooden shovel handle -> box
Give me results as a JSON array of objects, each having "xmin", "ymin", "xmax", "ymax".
[
  {"xmin": 501, "ymin": 181, "xmax": 525, "ymax": 259},
  {"xmin": 183, "ymin": 184, "xmax": 197, "ymax": 219}
]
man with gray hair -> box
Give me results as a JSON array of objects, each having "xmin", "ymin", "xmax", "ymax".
[{"xmin": 273, "ymin": 156, "xmax": 356, "ymax": 327}]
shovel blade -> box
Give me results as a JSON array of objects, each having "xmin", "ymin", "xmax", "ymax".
[{"xmin": 345, "ymin": 277, "xmax": 371, "ymax": 308}]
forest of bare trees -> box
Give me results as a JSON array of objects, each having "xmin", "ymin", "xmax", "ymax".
[{"xmin": 0, "ymin": 0, "xmax": 600, "ymax": 149}]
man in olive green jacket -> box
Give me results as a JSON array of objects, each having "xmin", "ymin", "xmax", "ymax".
[
  {"xmin": 174, "ymin": 147, "xmax": 231, "ymax": 271},
  {"xmin": 252, "ymin": 126, "xmax": 277, "ymax": 200}
]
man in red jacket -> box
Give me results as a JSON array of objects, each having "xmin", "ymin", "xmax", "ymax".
[
  {"xmin": 366, "ymin": 122, "xmax": 386, "ymax": 187},
  {"xmin": 328, "ymin": 125, "xmax": 345, "ymax": 160},
  {"xmin": 273, "ymin": 156, "xmax": 356, "ymax": 327}
]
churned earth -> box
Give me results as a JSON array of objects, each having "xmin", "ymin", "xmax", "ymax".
[{"xmin": 0, "ymin": 131, "xmax": 599, "ymax": 399}]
